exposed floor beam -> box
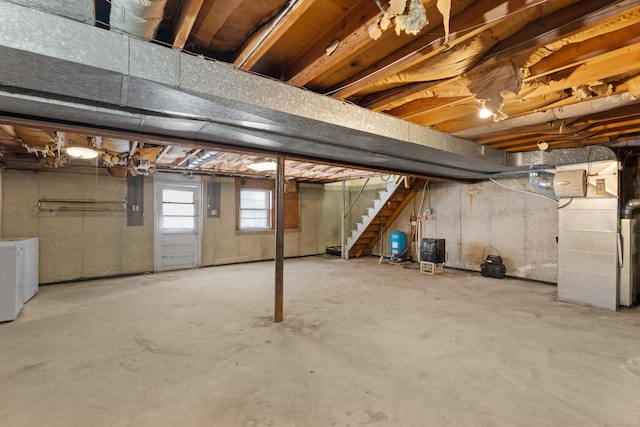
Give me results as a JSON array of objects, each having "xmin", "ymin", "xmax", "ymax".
[
  {"xmin": 358, "ymin": 0, "xmax": 619, "ymax": 113},
  {"xmin": 523, "ymin": 43, "xmax": 640, "ymax": 100},
  {"xmin": 285, "ymin": 0, "xmax": 379, "ymax": 88},
  {"xmin": 329, "ymin": 0, "xmax": 569, "ymax": 100},
  {"xmin": 0, "ymin": 3, "xmax": 521, "ymax": 180},
  {"xmin": 235, "ymin": 0, "xmax": 320, "ymax": 71},
  {"xmin": 171, "ymin": 0, "xmax": 205, "ymax": 49},
  {"xmin": 191, "ymin": 0, "xmax": 241, "ymax": 49}
]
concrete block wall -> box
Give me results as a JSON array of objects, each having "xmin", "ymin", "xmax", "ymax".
[
  {"xmin": 376, "ymin": 178, "xmax": 559, "ymax": 283},
  {"xmin": 0, "ymin": 170, "xmax": 341, "ymax": 283}
]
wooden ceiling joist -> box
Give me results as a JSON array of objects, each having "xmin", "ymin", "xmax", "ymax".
[
  {"xmin": 329, "ymin": 0, "xmax": 573, "ymax": 101},
  {"xmin": 234, "ymin": 0, "xmax": 320, "ymax": 71},
  {"xmin": 285, "ymin": 0, "xmax": 380, "ymax": 88},
  {"xmin": 172, "ymin": 0, "xmax": 205, "ymax": 49}
]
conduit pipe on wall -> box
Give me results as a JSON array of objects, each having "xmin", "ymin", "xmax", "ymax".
[
  {"xmin": 621, "ymin": 199, "xmax": 640, "ymax": 219},
  {"xmin": 110, "ymin": 0, "xmax": 168, "ymax": 41}
]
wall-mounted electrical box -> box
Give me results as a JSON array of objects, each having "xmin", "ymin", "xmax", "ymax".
[{"xmin": 553, "ymin": 169, "xmax": 587, "ymax": 198}]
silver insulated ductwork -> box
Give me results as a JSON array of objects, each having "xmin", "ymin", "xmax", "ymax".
[
  {"xmin": 110, "ymin": 0, "xmax": 167, "ymax": 40},
  {"xmin": 621, "ymin": 198, "xmax": 640, "ymax": 219},
  {"xmin": 528, "ymin": 171, "xmax": 557, "ymax": 200},
  {"xmin": 529, "ymin": 172, "xmax": 554, "ymax": 190}
]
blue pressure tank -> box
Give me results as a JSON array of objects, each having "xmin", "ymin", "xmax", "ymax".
[{"xmin": 390, "ymin": 231, "xmax": 407, "ymax": 259}]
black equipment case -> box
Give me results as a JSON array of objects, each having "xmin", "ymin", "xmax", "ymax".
[{"xmin": 481, "ymin": 255, "xmax": 506, "ymax": 279}]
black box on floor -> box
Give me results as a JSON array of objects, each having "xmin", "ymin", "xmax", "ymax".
[
  {"xmin": 481, "ymin": 262, "xmax": 506, "ymax": 279},
  {"xmin": 421, "ymin": 238, "xmax": 445, "ymax": 263},
  {"xmin": 325, "ymin": 246, "xmax": 342, "ymax": 257},
  {"xmin": 485, "ymin": 255, "xmax": 502, "ymax": 265}
]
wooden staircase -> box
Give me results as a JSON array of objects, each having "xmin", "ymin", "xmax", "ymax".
[{"xmin": 346, "ymin": 177, "xmax": 426, "ymax": 258}]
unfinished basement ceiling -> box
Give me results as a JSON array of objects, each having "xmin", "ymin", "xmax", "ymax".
[
  {"xmin": 0, "ymin": 0, "xmax": 639, "ymax": 180},
  {"xmin": 0, "ymin": 120, "xmax": 391, "ymax": 182},
  {"xmin": 155, "ymin": 0, "xmax": 640, "ymax": 152}
]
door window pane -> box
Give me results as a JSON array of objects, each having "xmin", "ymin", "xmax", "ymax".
[
  {"xmin": 163, "ymin": 189, "xmax": 193, "ymax": 203},
  {"xmin": 163, "ymin": 203, "xmax": 195, "ymax": 216},
  {"xmin": 162, "ymin": 189, "xmax": 196, "ymax": 230},
  {"xmin": 163, "ymin": 216, "xmax": 194, "ymax": 230}
]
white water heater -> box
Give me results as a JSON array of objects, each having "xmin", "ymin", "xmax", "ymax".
[{"xmin": 554, "ymin": 169, "xmax": 587, "ymax": 198}]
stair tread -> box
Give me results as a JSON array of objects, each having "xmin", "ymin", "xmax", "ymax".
[{"xmin": 346, "ymin": 178, "xmax": 424, "ymax": 253}]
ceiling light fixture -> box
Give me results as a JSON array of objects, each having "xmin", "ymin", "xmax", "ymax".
[
  {"xmin": 478, "ymin": 99, "xmax": 494, "ymax": 119},
  {"xmin": 66, "ymin": 146, "xmax": 99, "ymax": 159},
  {"xmin": 247, "ymin": 160, "xmax": 277, "ymax": 172},
  {"xmin": 186, "ymin": 150, "xmax": 220, "ymax": 169},
  {"xmin": 479, "ymin": 107, "xmax": 493, "ymax": 119}
]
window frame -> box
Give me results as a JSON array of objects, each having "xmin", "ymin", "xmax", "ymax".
[
  {"xmin": 238, "ymin": 187, "xmax": 272, "ymax": 230},
  {"xmin": 235, "ymin": 178, "xmax": 299, "ymax": 232},
  {"xmin": 161, "ymin": 188, "xmax": 197, "ymax": 232}
]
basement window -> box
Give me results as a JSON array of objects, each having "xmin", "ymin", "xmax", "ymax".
[
  {"xmin": 236, "ymin": 178, "xmax": 300, "ymax": 231},
  {"xmin": 239, "ymin": 188, "xmax": 272, "ymax": 230}
]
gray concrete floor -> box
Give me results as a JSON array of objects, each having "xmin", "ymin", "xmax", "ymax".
[{"xmin": 1, "ymin": 256, "xmax": 640, "ymax": 427}]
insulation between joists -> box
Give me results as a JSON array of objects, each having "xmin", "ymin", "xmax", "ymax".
[{"xmin": 110, "ymin": 0, "xmax": 168, "ymax": 41}]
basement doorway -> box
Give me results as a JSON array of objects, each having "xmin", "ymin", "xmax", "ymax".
[{"xmin": 154, "ymin": 181, "xmax": 202, "ymax": 272}]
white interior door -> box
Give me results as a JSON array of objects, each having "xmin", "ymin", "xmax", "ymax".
[{"xmin": 154, "ymin": 182, "xmax": 202, "ymax": 272}]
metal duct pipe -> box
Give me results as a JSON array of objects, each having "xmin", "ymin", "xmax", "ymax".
[
  {"xmin": 110, "ymin": 0, "xmax": 167, "ymax": 40},
  {"xmin": 529, "ymin": 171, "xmax": 554, "ymax": 190},
  {"xmin": 621, "ymin": 199, "xmax": 640, "ymax": 219},
  {"xmin": 453, "ymin": 92, "xmax": 640, "ymax": 139},
  {"xmin": 608, "ymin": 139, "xmax": 640, "ymax": 148}
]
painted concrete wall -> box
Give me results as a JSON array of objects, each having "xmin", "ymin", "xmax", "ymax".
[
  {"xmin": 374, "ymin": 178, "xmax": 559, "ymax": 283},
  {"xmin": 1, "ymin": 170, "xmax": 154, "ymax": 283},
  {"xmin": 1, "ymin": 170, "xmax": 341, "ymax": 283},
  {"xmin": 200, "ymin": 176, "xmax": 341, "ymax": 266}
]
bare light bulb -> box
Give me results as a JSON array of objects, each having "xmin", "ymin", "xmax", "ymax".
[
  {"xmin": 66, "ymin": 147, "xmax": 99, "ymax": 159},
  {"xmin": 479, "ymin": 107, "xmax": 493, "ymax": 119}
]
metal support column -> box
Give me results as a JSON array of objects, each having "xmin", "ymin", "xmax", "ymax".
[
  {"xmin": 341, "ymin": 181, "xmax": 346, "ymax": 259},
  {"xmin": 274, "ymin": 157, "xmax": 284, "ymax": 322}
]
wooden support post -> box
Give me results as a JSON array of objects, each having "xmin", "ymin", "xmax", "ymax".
[{"xmin": 274, "ymin": 157, "xmax": 285, "ymax": 322}]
